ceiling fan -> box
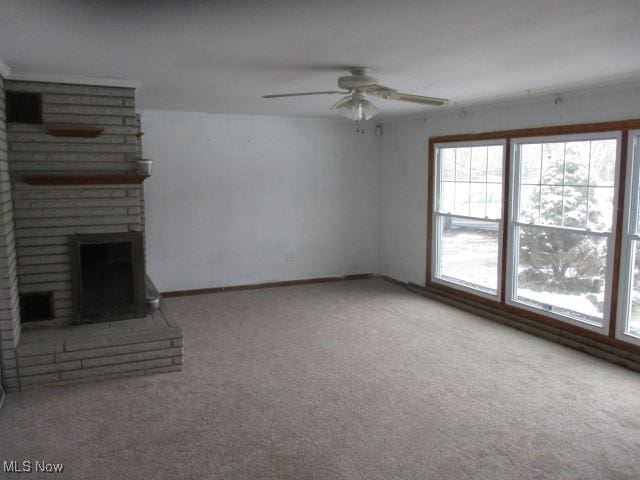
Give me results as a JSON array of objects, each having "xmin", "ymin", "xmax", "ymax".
[{"xmin": 263, "ymin": 67, "xmax": 449, "ymax": 121}]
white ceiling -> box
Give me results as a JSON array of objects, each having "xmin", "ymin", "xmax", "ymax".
[{"xmin": 1, "ymin": 0, "xmax": 640, "ymax": 119}]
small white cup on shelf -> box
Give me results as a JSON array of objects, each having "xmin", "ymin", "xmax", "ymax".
[{"xmin": 136, "ymin": 159, "xmax": 153, "ymax": 176}]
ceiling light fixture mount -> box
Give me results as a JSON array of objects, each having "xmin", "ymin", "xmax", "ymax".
[{"xmin": 263, "ymin": 67, "xmax": 449, "ymax": 121}]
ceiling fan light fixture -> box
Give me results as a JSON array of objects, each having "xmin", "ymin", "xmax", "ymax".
[
  {"xmin": 336, "ymin": 97, "xmax": 378, "ymax": 122},
  {"xmin": 359, "ymin": 99, "xmax": 378, "ymax": 121}
]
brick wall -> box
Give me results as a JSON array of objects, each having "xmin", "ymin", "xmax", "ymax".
[
  {"xmin": 5, "ymin": 80, "xmax": 145, "ymax": 327},
  {"xmin": 0, "ymin": 74, "xmax": 22, "ymax": 393}
]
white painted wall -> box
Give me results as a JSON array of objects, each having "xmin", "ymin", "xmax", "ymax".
[
  {"xmin": 141, "ymin": 84, "xmax": 640, "ymax": 292},
  {"xmin": 142, "ymin": 111, "xmax": 381, "ymax": 292},
  {"xmin": 378, "ymin": 85, "xmax": 640, "ymax": 285}
]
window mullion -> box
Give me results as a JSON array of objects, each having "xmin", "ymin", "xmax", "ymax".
[
  {"xmin": 468, "ymin": 149, "xmax": 471, "ymax": 217},
  {"xmin": 438, "ymin": 212, "xmax": 500, "ymax": 223},
  {"xmin": 537, "ymin": 143, "xmax": 543, "ymax": 224},
  {"xmin": 485, "ymin": 146, "xmax": 489, "ymax": 219},
  {"xmin": 512, "ymin": 221, "xmax": 611, "ymax": 237},
  {"xmin": 561, "ymin": 142, "xmax": 567, "ymax": 227},
  {"xmin": 586, "ymin": 140, "xmax": 592, "ymax": 230}
]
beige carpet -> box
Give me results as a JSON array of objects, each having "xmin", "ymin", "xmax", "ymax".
[{"xmin": 1, "ymin": 278, "xmax": 640, "ymax": 479}]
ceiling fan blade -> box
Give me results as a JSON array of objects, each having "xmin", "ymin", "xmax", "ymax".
[
  {"xmin": 360, "ymin": 84, "xmax": 397, "ymax": 94},
  {"xmin": 262, "ymin": 90, "xmax": 348, "ymax": 99},
  {"xmin": 374, "ymin": 91, "xmax": 449, "ymax": 106}
]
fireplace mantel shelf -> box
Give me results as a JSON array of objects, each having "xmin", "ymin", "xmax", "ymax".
[
  {"xmin": 21, "ymin": 174, "xmax": 150, "ymax": 186},
  {"xmin": 44, "ymin": 124, "xmax": 105, "ymax": 138}
]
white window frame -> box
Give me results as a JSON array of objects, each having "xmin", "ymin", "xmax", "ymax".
[
  {"xmin": 431, "ymin": 139, "xmax": 507, "ymax": 300},
  {"xmin": 616, "ymin": 130, "xmax": 640, "ymax": 346},
  {"xmin": 506, "ymin": 131, "xmax": 622, "ymax": 333}
]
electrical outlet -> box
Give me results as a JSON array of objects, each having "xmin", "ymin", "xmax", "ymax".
[{"xmin": 285, "ymin": 252, "xmax": 295, "ymax": 262}]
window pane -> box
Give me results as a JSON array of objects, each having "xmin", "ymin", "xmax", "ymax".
[
  {"xmin": 454, "ymin": 183, "xmax": 470, "ymax": 216},
  {"xmin": 519, "ymin": 185, "xmax": 540, "ymax": 223},
  {"xmin": 469, "ymin": 183, "xmax": 486, "ymax": 217},
  {"xmin": 562, "ymin": 186, "xmax": 588, "ymax": 229},
  {"xmin": 440, "ymin": 148, "xmax": 456, "ymax": 181},
  {"xmin": 588, "ymin": 187, "xmax": 614, "ymax": 232},
  {"xmin": 564, "ymin": 141, "xmax": 590, "ymax": 186},
  {"xmin": 539, "ymin": 186, "xmax": 563, "ymax": 226},
  {"xmin": 439, "ymin": 182, "xmax": 455, "ymax": 214},
  {"xmin": 518, "ymin": 137, "xmax": 617, "ymax": 233},
  {"xmin": 470, "ymin": 146, "xmax": 487, "ymax": 182},
  {"xmin": 438, "ymin": 218, "xmax": 499, "ymax": 293},
  {"xmin": 486, "ymin": 183, "xmax": 502, "ymax": 219},
  {"xmin": 516, "ymin": 226, "xmax": 607, "ymax": 324},
  {"xmin": 455, "ymin": 148, "xmax": 471, "ymax": 181},
  {"xmin": 520, "ymin": 144, "xmax": 541, "ymax": 184},
  {"xmin": 541, "ymin": 143, "xmax": 565, "ymax": 185},
  {"xmin": 437, "ymin": 144, "xmax": 504, "ymax": 220},
  {"xmin": 487, "ymin": 146, "xmax": 503, "ymax": 182},
  {"xmin": 589, "ymin": 139, "xmax": 616, "ymax": 186},
  {"xmin": 626, "ymin": 240, "xmax": 640, "ymax": 338}
]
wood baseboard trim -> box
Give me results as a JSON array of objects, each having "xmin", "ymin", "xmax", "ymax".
[
  {"xmin": 162, "ymin": 273, "xmax": 374, "ymax": 298},
  {"xmin": 379, "ymin": 276, "xmax": 640, "ymax": 373},
  {"xmin": 379, "ymin": 275, "xmax": 407, "ymax": 287}
]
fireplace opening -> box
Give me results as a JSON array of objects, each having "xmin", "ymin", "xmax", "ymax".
[
  {"xmin": 71, "ymin": 233, "xmax": 145, "ymax": 324},
  {"xmin": 20, "ymin": 292, "xmax": 54, "ymax": 322},
  {"xmin": 82, "ymin": 242, "xmax": 134, "ymax": 308}
]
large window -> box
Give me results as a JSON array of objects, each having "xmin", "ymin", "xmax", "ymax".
[
  {"xmin": 429, "ymin": 122, "xmax": 640, "ymax": 346},
  {"xmin": 508, "ymin": 134, "xmax": 619, "ymax": 331},
  {"xmin": 432, "ymin": 141, "xmax": 505, "ymax": 296},
  {"xmin": 617, "ymin": 131, "xmax": 640, "ymax": 345}
]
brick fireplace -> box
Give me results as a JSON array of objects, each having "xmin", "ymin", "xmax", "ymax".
[{"xmin": 0, "ymin": 70, "xmax": 183, "ymax": 393}]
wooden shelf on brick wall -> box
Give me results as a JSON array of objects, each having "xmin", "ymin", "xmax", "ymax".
[
  {"xmin": 21, "ymin": 174, "xmax": 149, "ymax": 186},
  {"xmin": 44, "ymin": 124, "xmax": 104, "ymax": 138}
]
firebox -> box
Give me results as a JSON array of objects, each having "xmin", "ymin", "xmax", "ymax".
[{"xmin": 70, "ymin": 232, "xmax": 146, "ymax": 324}]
